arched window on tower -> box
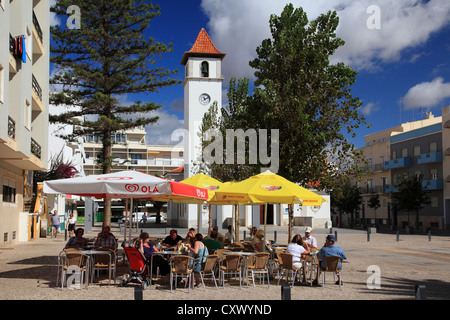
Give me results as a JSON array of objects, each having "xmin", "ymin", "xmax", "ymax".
[{"xmin": 201, "ymin": 61, "xmax": 209, "ymax": 77}]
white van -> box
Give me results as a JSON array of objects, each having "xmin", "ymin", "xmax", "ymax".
[{"xmin": 121, "ymin": 212, "xmax": 165, "ymax": 224}]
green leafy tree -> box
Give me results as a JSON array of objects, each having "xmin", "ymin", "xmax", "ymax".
[
  {"xmin": 331, "ymin": 178, "xmax": 362, "ymax": 228},
  {"xmin": 247, "ymin": 4, "xmax": 369, "ymax": 190},
  {"xmin": 391, "ymin": 174, "xmax": 430, "ymax": 232},
  {"xmin": 50, "ymin": 0, "xmax": 180, "ymax": 226},
  {"xmin": 368, "ymin": 193, "xmax": 381, "ymax": 228}
]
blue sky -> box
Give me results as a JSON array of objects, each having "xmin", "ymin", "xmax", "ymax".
[{"xmin": 51, "ymin": 0, "xmax": 450, "ymax": 150}]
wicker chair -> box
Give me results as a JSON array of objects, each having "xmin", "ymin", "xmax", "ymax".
[
  {"xmin": 247, "ymin": 252, "xmax": 270, "ymax": 288},
  {"xmin": 169, "ymin": 255, "xmax": 194, "ymax": 293},
  {"xmin": 220, "ymin": 254, "xmax": 243, "ymax": 289},
  {"xmin": 58, "ymin": 250, "xmax": 89, "ymax": 290},
  {"xmin": 277, "ymin": 252, "xmax": 303, "ymax": 287},
  {"xmin": 198, "ymin": 255, "xmax": 219, "ymax": 290},
  {"xmin": 91, "ymin": 247, "xmax": 117, "ymax": 285},
  {"xmin": 321, "ymin": 256, "xmax": 343, "ymax": 290}
]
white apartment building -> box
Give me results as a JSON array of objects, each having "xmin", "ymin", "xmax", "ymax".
[
  {"xmin": 0, "ymin": 0, "xmax": 50, "ymax": 245},
  {"xmin": 74, "ymin": 126, "xmax": 184, "ymax": 177}
]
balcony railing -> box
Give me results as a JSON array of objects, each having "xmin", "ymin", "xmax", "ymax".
[
  {"xmin": 9, "ymin": 34, "xmax": 15, "ymax": 55},
  {"xmin": 31, "ymin": 138, "xmax": 41, "ymax": 159},
  {"xmin": 32, "ymin": 75, "xmax": 43, "ymax": 101},
  {"xmin": 32, "ymin": 11, "xmax": 43, "ymax": 44},
  {"xmin": 384, "ymin": 157, "xmax": 411, "ymax": 170},
  {"xmin": 417, "ymin": 152, "xmax": 443, "ymax": 164},
  {"xmin": 422, "ymin": 179, "xmax": 444, "ymax": 190},
  {"xmin": 8, "ymin": 117, "xmax": 16, "ymax": 140}
]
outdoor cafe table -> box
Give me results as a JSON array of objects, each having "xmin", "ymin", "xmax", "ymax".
[
  {"xmin": 81, "ymin": 249, "xmax": 113, "ymax": 286},
  {"xmin": 222, "ymin": 251, "xmax": 257, "ymax": 287}
]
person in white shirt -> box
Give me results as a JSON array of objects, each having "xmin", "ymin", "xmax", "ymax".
[
  {"xmin": 304, "ymin": 227, "xmax": 317, "ymax": 249},
  {"xmin": 285, "ymin": 234, "xmax": 310, "ymax": 283}
]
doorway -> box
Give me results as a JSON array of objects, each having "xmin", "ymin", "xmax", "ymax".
[{"xmin": 260, "ymin": 204, "xmax": 274, "ymax": 225}]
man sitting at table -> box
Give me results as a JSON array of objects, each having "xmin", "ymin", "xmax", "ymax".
[
  {"xmin": 65, "ymin": 228, "xmax": 89, "ymax": 248},
  {"xmin": 94, "ymin": 226, "xmax": 118, "ymax": 251},
  {"xmin": 204, "ymin": 226, "xmax": 226, "ymax": 247},
  {"xmin": 313, "ymin": 235, "xmax": 347, "ymax": 286},
  {"xmin": 161, "ymin": 229, "xmax": 183, "ymax": 248}
]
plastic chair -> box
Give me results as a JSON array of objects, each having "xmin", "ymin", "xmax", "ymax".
[
  {"xmin": 321, "ymin": 256, "xmax": 343, "ymax": 290},
  {"xmin": 169, "ymin": 255, "xmax": 194, "ymax": 293},
  {"xmin": 198, "ymin": 255, "xmax": 219, "ymax": 290},
  {"xmin": 58, "ymin": 250, "xmax": 89, "ymax": 290},
  {"xmin": 91, "ymin": 247, "xmax": 117, "ymax": 285},
  {"xmin": 247, "ymin": 252, "xmax": 270, "ymax": 288},
  {"xmin": 219, "ymin": 254, "xmax": 242, "ymax": 289},
  {"xmin": 277, "ymin": 252, "xmax": 302, "ymax": 287}
]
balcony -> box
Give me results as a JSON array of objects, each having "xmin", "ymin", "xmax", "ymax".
[
  {"xmin": 30, "ymin": 138, "xmax": 41, "ymax": 159},
  {"xmin": 417, "ymin": 152, "xmax": 443, "ymax": 164},
  {"xmin": 384, "ymin": 184, "xmax": 393, "ymax": 193},
  {"xmin": 422, "ymin": 179, "xmax": 444, "ymax": 191},
  {"xmin": 384, "ymin": 157, "xmax": 411, "ymax": 170},
  {"xmin": 9, "ymin": 34, "xmax": 19, "ymax": 75},
  {"xmin": 32, "ymin": 75, "xmax": 44, "ymax": 112},
  {"xmin": 8, "ymin": 116, "xmax": 16, "ymax": 140},
  {"xmin": 32, "ymin": 11, "xmax": 44, "ymax": 56}
]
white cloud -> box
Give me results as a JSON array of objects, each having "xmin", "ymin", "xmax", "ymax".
[
  {"xmin": 145, "ymin": 110, "xmax": 184, "ymax": 145},
  {"xmin": 404, "ymin": 77, "xmax": 450, "ymax": 109},
  {"xmin": 361, "ymin": 102, "xmax": 380, "ymax": 116},
  {"xmin": 201, "ymin": 0, "xmax": 450, "ymax": 78}
]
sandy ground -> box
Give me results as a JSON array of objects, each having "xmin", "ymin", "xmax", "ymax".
[{"xmin": 0, "ymin": 223, "xmax": 449, "ymax": 303}]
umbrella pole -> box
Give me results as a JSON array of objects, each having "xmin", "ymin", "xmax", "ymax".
[
  {"xmin": 197, "ymin": 204, "xmax": 201, "ymax": 234},
  {"xmin": 263, "ymin": 204, "xmax": 267, "ymax": 252},
  {"xmin": 124, "ymin": 199, "xmax": 128, "ymax": 246},
  {"xmin": 208, "ymin": 204, "xmax": 212, "ymax": 237},
  {"xmin": 129, "ymin": 197, "xmax": 133, "ymax": 245}
]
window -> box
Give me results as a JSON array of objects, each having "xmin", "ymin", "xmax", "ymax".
[
  {"xmin": 430, "ymin": 169, "xmax": 438, "ymax": 180},
  {"xmin": 392, "ymin": 150, "xmax": 397, "ymax": 160},
  {"xmin": 429, "ymin": 142, "xmax": 437, "ymax": 153},
  {"xmin": 430, "ymin": 197, "xmax": 438, "ymax": 208},
  {"xmin": 413, "ymin": 145, "xmax": 420, "ymax": 157},
  {"xmin": 201, "ymin": 61, "xmax": 209, "ymax": 77},
  {"xmin": 401, "ymin": 148, "xmax": 408, "ymax": 158},
  {"xmin": 2, "ymin": 179, "xmax": 16, "ymax": 203}
]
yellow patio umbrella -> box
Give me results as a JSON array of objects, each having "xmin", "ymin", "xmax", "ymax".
[
  {"xmin": 213, "ymin": 170, "xmax": 328, "ymax": 245},
  {"xmin": 153, "ymin": 173, "xmax": 226, "ymax": 232}
]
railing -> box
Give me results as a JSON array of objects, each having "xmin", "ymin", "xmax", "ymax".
[
  {"xmin": 8, "ymin": 117, "xmax": 16, "ymax": 140},
  {"xmin": 32, "ymin": 75, "xmax": 43, "ymax": 101},
  {"xmin": 31, "ymin": 138, "xmax": 41, "ymax": 159},
  {"xmin": 9, "ymin": 34, "xmax": 15, "ymax": 55},
  {"xmin": 32, "ymin": 11, "xmax": 43, "ymax": 44}
]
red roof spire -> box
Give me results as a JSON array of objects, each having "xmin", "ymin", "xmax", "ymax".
[{"xmin": 181, "ymin": 28, "xmax": 226, "ymax": 65}]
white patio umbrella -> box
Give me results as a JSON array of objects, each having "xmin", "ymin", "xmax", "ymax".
[{"xmin": 43, "ymin": 170, "xmax": 209, "ymax": 244}]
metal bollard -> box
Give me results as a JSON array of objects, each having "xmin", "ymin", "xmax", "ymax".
[
  {"xmin": 396, "ymin": 231, "xmax": 400, "ymax": 242},
  {"xmin": 274, "ymin": 231, "xmax": 277, "ymax": 244},
  {"xmin": 428, "ymin": 230, "xmax": 431, "ymax": 242},
  {"xmin": 415, "ymin": 284, "xmax": 426, "ymax": 300},
  {"xmin": 334, "ymin": 230, "xmax": 338, "ymax": 242},
  {"xmin": 135, "ymin": 286, "xmax": 143, "ymax": 300},
  {"xmin": 243, "ymin": 231, "xmax": 246, "ymax": 240},
  {"xmin": 281, "ymin": 284, "xmax": 291, "ymax": 300},
  {"xmin": 367, "ymin": 229, "xmax": 371, "ymax": 242}
]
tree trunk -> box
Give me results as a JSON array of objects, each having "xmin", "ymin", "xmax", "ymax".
[{"xmin": 102, "ymin": 131, "xmax": 112, "ymax": 228}]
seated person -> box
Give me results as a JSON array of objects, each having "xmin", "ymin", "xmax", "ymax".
[
  {"xmin": 224, "ymin": 225, "xmax": 234, "ymax": 244},
  {"xmin": 161, "ymin": 229, "xmax": 183, "ymax": 249},
  {"xmin": 202, "ymin": 237, "xmax": 223, "ymax": 254},
  {"xmin": 138, "ymin": 232, "xmax": 170, "ymax": 279},
  {"xmin": 313, "ymin": 235, "xmax": 347, "ymax": 286},
  {"xmin": 285, "ymin": 234, "xmax": 310, "ymax": 282},
  {"xmin": 94, "ymin": 225, "xmax": 118, "ymax": 251},
  {"xmin": 247, "ymin": 226, "xmax": 258, "ymax": 240},
  {"xmin": 204, "ymin": 226, "xmax": 226, "ymax": 247},
  {"xmin": 65, "ymin": 228, "xmax": 89, "ymax": 248},
  {"xmin": 252, "ymin": 229, "xmax": 272, "ymax": 252}
]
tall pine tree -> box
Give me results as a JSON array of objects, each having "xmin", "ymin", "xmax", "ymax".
[{"xmin": 50, "ymin": 0, "xmax": 180, "ymax": 226}]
